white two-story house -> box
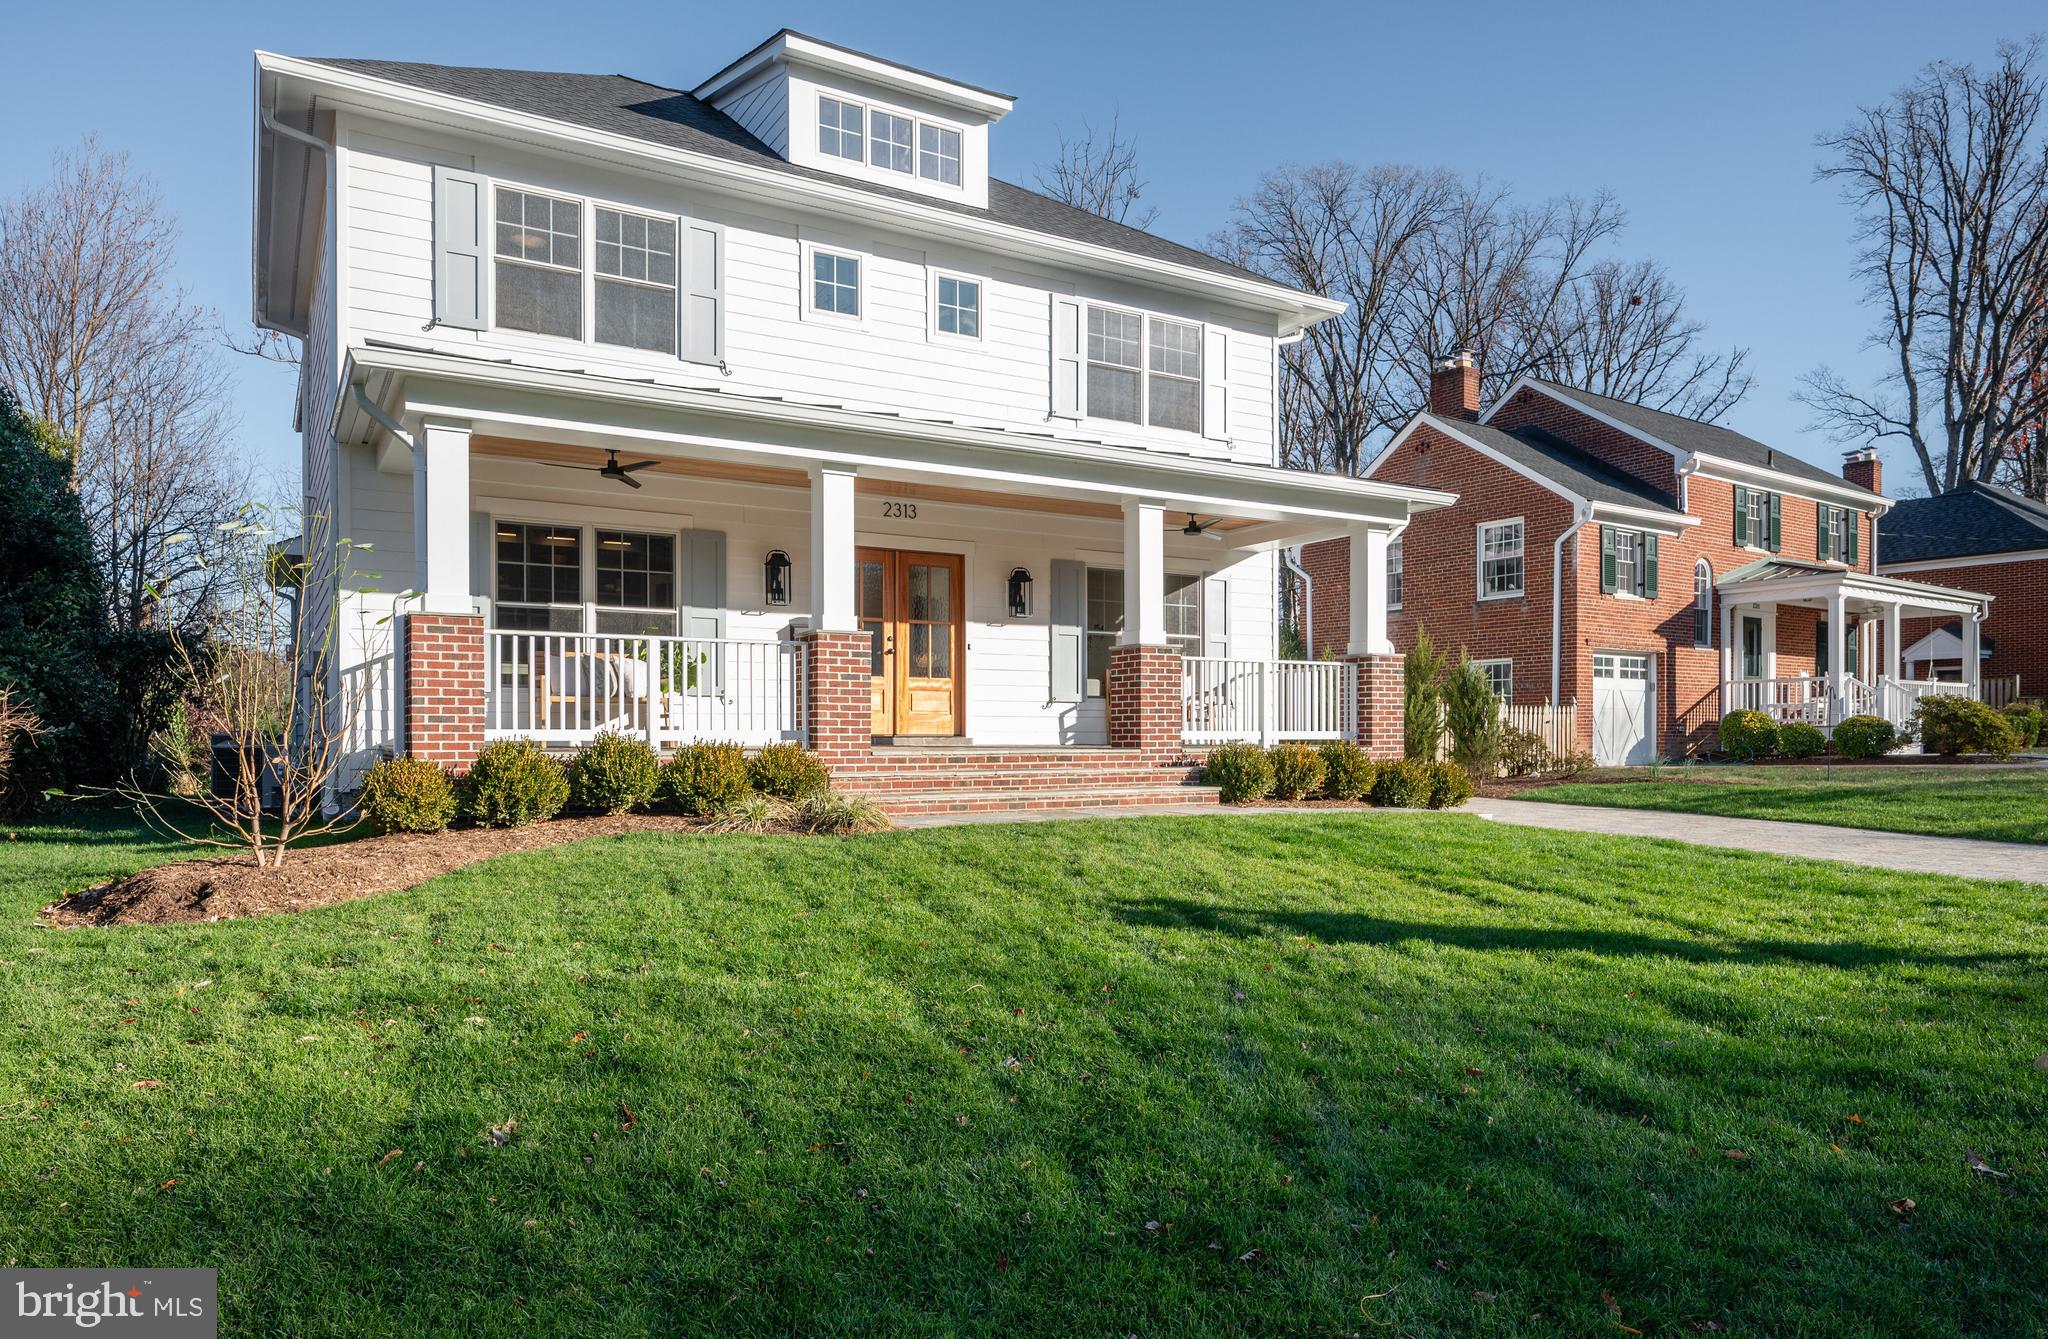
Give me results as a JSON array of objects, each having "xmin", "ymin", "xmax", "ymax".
[{"xmin": 253, "ymin": 31, "xmax": 1451, "ymax": 811}]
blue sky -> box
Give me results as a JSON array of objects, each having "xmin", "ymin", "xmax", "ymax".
[{"xmin": 3, "ymin": 1, "xmax": 2037, "ymax": 494}]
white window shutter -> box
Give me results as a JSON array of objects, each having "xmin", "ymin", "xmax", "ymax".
[
  {"xmin": 680, "ymin": 220, "xmax": 725, "ymax": 366},
  {"xmin": 1049, "ymin": 295, "xmax": 1082, "ymax": 419},
  {"xmin": 1201, "ymin": 574, "xmax": 1230, "ymax": 659},
  {"xmin": 1201, "ymin": 325, "xmax": 1229, "ymax": 441},
  {"xmin": 431, "ymin": 166, "xmax": 487, "ymax": 331}
]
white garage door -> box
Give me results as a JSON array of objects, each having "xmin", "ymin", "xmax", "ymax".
[{"xmin": 1592, "ymin": 652, "xmax": 1655, "ymax": 766}]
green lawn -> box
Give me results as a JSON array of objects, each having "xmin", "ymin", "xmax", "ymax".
[
  {"xmin": 3, "ymin": 807, "xmax": 2045, "ymax": 1337},
  {"xmin": 1526, "ymin": 765, "xmax": 2048, "ymax": 844}
]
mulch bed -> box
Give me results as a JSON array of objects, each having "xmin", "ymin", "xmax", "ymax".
[{"xmin": 43, "ymin": 814, "xmax": 718, "ymax": 929}]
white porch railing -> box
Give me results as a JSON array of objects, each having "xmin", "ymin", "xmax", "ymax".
[
  {"xmin": 485, "ymin": 631, "xmax": 805, "ymax": 748},
  {"xmin": 1874, "ymin": 675, "xmax": 1970, "ymax": 727},
  {"xmin": 1722, "ymin": 675, "xmax": 1831, "ymax": 727},
  {"xmin": 1181, "ymin": 658, "xmax": 1357, "ymax": 745}
]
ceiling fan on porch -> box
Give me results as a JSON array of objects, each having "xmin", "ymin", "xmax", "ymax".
[
  {"xmin": 536, "ymin": 449, "xmax": 662, "ymax": 489},
  {"xmin": 1182, "ymin": 512, "xmax": 1222, "ymax": 536}
]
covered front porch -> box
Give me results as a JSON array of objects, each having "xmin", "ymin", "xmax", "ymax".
[
  {"xmin": 338, "ymin": 345, "xmax": 1446, "ymax": 779},
  {"xmin": 1715, "ymin": 559, "xmax": 1994, "ymax": 735}
]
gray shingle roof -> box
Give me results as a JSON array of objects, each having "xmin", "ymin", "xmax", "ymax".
[
  {"xmin": 1879, "ymin": 482, "xmax": 2048, "ymax": 564},
  {"xmin": 1422, "ymin": 414, "xmax": 1687, "ymax": 517},
  {"xmin": 300, "ymin": 58, "xmax": 1296, "ymax": 296},
  {"xmin": 1523, "ymin": 380, "xmax": 1879, "ymax": 501}
]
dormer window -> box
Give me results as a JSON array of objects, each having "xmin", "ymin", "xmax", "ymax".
[
  {"xmin": 818, "ymin": 97, "xmax": 863, "ymax": 160},
  {"xmin": 919, "ymin": 125, "xmax": 961, "ymax": 185},
  {"xmin": 869, "ymin": 111, "xmax": 914, "ymax": 173}
]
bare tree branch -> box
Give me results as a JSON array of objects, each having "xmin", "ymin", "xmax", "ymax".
[{"xmin": 1035, "ymin": 114, "xmax": 1160, "ymax": 229}]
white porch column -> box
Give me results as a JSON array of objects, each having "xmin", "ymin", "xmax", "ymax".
[
  {"xmin": 1346, "ymin": 526, "xmax": 1394, "ymax": 657},
  {"xmin": 1885, "ymin": 602, "xmax": 1902, "ymax": 682},
  {"xmin": 1721, "ymin": 598, "xmax": 1737, "ymax": 685},
  {"xmin": 1121, "ymin": 500, "xmax": 1166, "ymax": 646},
  {"xmin": 1963, "ymin": 612, "xmax": 1983, "ymax": 696},
  {"xmin": 414, "ymin": 418, "xmax": 473, "ymax": 613},
  {"xmin": 1825, "ymin": 591, "xmax": 1848, "ymax": 724},
  {"xmin": 810, "ymin": 465, "xmax": 858, "ymax": 632}
]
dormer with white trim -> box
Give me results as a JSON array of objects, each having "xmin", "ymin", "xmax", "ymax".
[{"xmin": 693, "ymin": 30, "xmax": 1012, "ymax": 210}]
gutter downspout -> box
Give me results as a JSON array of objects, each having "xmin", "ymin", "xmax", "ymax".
[
  {"xmin": 349, "ymin": 385, "xmax": 414, "ymax": 453},
  {"xmin": 263, "ymin": 106, "xmax": 332, "ymax": 156},
  {"xmin": 1280, "ymin": 546, "xmax": 1313, "ymax": 657},
  {"xmin": 1552, "ymin": 503, "xmax": 1592, "ymax": 705}
]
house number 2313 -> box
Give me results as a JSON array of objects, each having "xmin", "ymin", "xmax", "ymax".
[{"xmin": 881, "ymin": 501, "xmax": 918, "ymax": 519}]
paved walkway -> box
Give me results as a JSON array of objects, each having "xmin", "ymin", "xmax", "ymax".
[{"xmin": 1459, "ymin": 797, "xmax": 2048, "ymax": 885}]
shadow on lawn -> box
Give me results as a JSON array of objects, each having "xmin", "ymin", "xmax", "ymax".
[{"xmin": 1113, "ymin": 897, "xmax": 2039, "ymax": 972}]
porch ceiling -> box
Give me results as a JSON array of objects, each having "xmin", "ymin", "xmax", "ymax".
[
  {"xmin": 343, "ymin": 344, "xmax": 1453, "ymax": 543},
  {"xmin": 1717, "ymin": 558, "xmax": 1991, "ymax": 618}
]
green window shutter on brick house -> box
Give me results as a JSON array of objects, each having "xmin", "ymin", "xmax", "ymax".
[
  {"xmin": 1846, "ymin": 513, "xmax": 1859, "ymax": 566},
  {"xmin": 1600, "ymin": 526, "xmax": 1616, "ymax": 593},
  {"xmin": 1645, "ymin": 533, "xmax": 1659, "ymax": 600},
  {"xmin": 1817, "ymin": 503, "xmax": 1833, "ymax": 561},
  {"xmin": 1733, "ymin": 486, "xmax": 1748, "ymax": 546},
  {"xmin": 1767, "ymin": 492, "xmax": 1781, "ymax": 552}
]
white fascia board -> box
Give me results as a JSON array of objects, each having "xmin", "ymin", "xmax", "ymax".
[
  {"xmin": 256, "ymin": 53, "xmax": 1337, "ymax": 331},
  {"xmin": 1588, "ymin": 501, "xmax": 1699, "ymax": 534},
  {"xmin": 341, "ymin": 346, "xmax": 1454, "ymax": 526},
  {"xmin": 1879, "ymin": 546, "xmax": 2048, "ymax": 574},
  {"xmin": 696, "ymin": 32, "xmax": 1015, "ymax": 121},
  {"xmin": 1380, "ymin": 412, "xmax": 1693, "ymax": 531}
]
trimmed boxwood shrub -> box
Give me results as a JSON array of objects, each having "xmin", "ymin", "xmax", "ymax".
[
  {"xmin": 1831, "ymin": 714, "xmax": 1896, "ymax": 760},
  {"xmin": 1423, "ymin": 760, "xmax": 1476, "ymax": 809},
  {"xmin": 357, "ymin": 756, "xmax": 456, "ymax": 833},
  {"xmin": 1268, "ymin": 742, "xmax": 1327, "ymax": 800},
  {"xmin": 459, "ymin": 738, "xmax": 569, "ymax": 827},
  {"xmin": 1204, "ymin": 742, "xmax": 1274, "ymax": 804},
  {"xmin": 1777, "ymin": 721, "xmax": 1827, "ymax": 759},
  {"xmin": 748, "ymin": 742, "xmax": 829, "ymax": 799},
  {"xmin": 2001, "ymin": 701, "xmax": 2044, "ymax": 749},
  {"xmin": 1369, "ymin": 759, "xmax": 1432, "ymax": 809},
  {"xmin": 659, "ymin": 741, "xmax": 751, "ymax": 815},
  {"xmin": 1915, "ymin": 696, "xmax": 2022, "ymax": 758},
  {"xmin": 1718, "ymin": 710, "xmax": 1780, "ymax": 761},
  {"xmin": 1319, "ymin": 739, "xmax": 1376, "ymax": 801},
  {"xmin": 568, "ymin": 729, "xmax": 660, "ymax": 814}
]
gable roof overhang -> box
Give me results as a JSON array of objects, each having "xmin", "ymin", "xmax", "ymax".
[
  {"xmin": 1362, "ymin": 412, "xmax": 1698, "ymax": 535},
  {"xmin": 251, "ymin": 52, "xmax": 1345, "ymax": 337},
  {"xmin": 693, "ymin": 29, "xmax": 1015, "ymax": 119},
  {"xmin": 1716, "ymin": 557, "xmax": 1991, "ymax": 618},
  {"xmin": 1483, "ymin": 375, "xmax": 1892, "ymax": 513},
  {"xmin": 339, "ymin": 342, "xmax": 1455, "ymax": 537},
  {"xmin": 252, "ymin": 62, "xmax": 331, "ymax": 338}
]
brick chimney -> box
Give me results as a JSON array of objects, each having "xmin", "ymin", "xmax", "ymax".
[
  {"xmin": 1842, "ymin": 448, "xmax": 1882, "ymax": 495},
  {"xmin": 1429, "ymin": 348, "xmax": 1481, "ymax": 420}
]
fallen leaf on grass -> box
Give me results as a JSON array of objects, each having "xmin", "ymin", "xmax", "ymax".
[
  {"xmin": 618, "ymin": 1101, "xmax": 635, "ymax": 1131},
  {"xmin": 1965, "ymin": 1150, "xmax": 2009, "ymax": 1179},
  {"xmin": 1722, "ymin": 1150, "xmax": 1749, "ymax": 1161},
  {"xmin": 569, "ymin": 1031, "xmax": 587, "ymax": 1044},
  {"xmin": 158, "ymin": 1179, "xmax": 178, "ymax": 1192},
  {"xmin": 377, "ymin": 1148, "xmax": 403, "ymax": 1165},
  {"xmin": 1890, "ymin": 1197, "xmax": 1916, "ymax": 1216},
  {"xmin": 487, "ymin": 1119, "xmax": 518, "ymax": 1147}
]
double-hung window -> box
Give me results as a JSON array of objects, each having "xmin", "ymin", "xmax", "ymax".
[
  {"xmin": 1086, "ymin": 308, "xmax": 1143, "ymax": 423},
  {"xmin": 494, "ymin": 188, "xmax": 582, "ymax": 339},
  {"xmin": 812, "ymin": 250, "xmax": 861, "ymax": 318},
  {"xmin": 1818, "ymin": 503, "xmax": 1858, "ymax": 564},
  {"xmin": 919, "ymin": 124, "xmax": 961, "ymax": 185},
  {"xmin": 1733, "ymin": 485, "xmax": 1779, "ymax": 551},
  {"xmin": 1478, "ymin": 519, "xmax": 1524, "ymax": 599},
  {"xmin": 935, "ymin": 275, "xmax": 980, "ymax": 338},
  {"xmin": 593, "ymin": 207, "xmax": 677, "ymax": 354},
  {"xmin": 1693, "ymin": 559, "xmax": 1713, "ymax": 648},
  {"xmin": 818, "ymin": 97, "xmax": 864, "ymax": 160},
  {"xmin": 869, "ymin": 110, "xmax": 913, "ymax": 174},
  {"xmin": 1388, "ymin": 538, "xmax": 1404, "ymax": 610},
  {"xmin": 594, "ymin": 531, "xmax": 677, "ymax": 635},
  {"xmin": 1084, "ymin": 568, "xmax": 1124, "ymax": 697},
  {"xmin": 1162, "ymin": 572, "xmax": 1203, "ymax": 656},
  {"xmin": 1600, "ymin": 525, "xmax": 1659, "ymax": 599},
  {"xmin": 494, "ymin": 523, "xmax": 582, "ymax": 631},
  {"xmin": 1613, "ymin": 529, "xmax": 1640, "ymax": 595},
  {"xmin": 1474, "ymin": 659, "xmax": 1513, "ymax": 703},
  {"xmin": 1147, "ymin": 318, "xmax": 1202, "ymax": 432}
]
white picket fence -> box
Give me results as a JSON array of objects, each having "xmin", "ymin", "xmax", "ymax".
[
  {"xmin": 1500, "ymin": 700, "xmax": 1578, "ymax": 760},
  {"xmin": 1180, "ymin": 658, "xmax": 1357, "ymax": 744},
  {"xmin": 484, "ymin": 631, "xmax": 805, "ymax": 748}
]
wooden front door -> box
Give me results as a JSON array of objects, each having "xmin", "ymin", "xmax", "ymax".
[{"xmin": 855, "ymin": 548, "xmax": 964, "ymax": 737}]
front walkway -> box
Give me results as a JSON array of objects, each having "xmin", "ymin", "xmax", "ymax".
[{"xmin": 1461, "ymin": 797, "xmax": 2048, "ymax": 885}]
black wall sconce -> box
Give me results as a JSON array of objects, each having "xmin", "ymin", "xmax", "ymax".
[
  {"xmin": 764, "ymin": 549, "xmax": 792, "ymax": 606},
  {"xmin": 1007, "ymin": 567, "xmax": 1033, "ymax": 618}
]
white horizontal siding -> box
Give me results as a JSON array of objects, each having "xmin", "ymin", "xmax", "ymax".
[{"xmin": 334, "ymin": 114, "xmax": 1280, "ymax": 462}]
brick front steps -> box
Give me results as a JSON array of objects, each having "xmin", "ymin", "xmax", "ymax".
[
  {"xmin": 833, "ymin": 744, "xmax": 1217, "ymax": 818},
  {"xmin": 870, "ymin": 782, "xmax": 1222, "ymax": 819}
]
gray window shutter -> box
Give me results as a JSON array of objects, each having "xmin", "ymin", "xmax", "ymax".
[
  {"xmin": 432, "ymin": 166, "xmax": 487, "ymax": 331},
  {"xmin": 1644, "ymin": 533, "xmax": 1659, "ymax": 601},
  {"xmin": 1050, "ymin": 296, "xmax": 1082, "ymax": 419},
  {"xmin": 680, "ymin": 530, "xmax": 727, "ymax": 641},
  {"xmin": 470, "ymin": 511, "xmax": 492, "ymax": 604},
  {"xmin": 1049, "ymin": 559, "xmax": 1084, "ymax": 702},
  {"xmin": 681, "ymin": 220, "xmax": 725, "ymax": 366},
  {"xmin": 1201, "ymin": 574, "xmax": 1230, "ymax": 658},
  {"xmin": 1201, "ymin": 325, "xmax": 1229, "ymax": 441},
  {"xmin": 1732, "ymin": 485, "xmax": 1748, "ymax": 546}
]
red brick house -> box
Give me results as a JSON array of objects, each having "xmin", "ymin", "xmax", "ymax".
[
  {"xmin": 1300, "ymin": 353, "xmax": 1994, "ymax": 763},
  {"xmin": 1879, "ymin": 483, "xmax": 2047, "ymax": 698}
]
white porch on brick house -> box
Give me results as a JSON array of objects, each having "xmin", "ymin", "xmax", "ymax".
[
  {"xmin": 1715, "ymin": 558, "xmax": 1994, "ymax": 733},
  {"xmin": 339, "ymin": 345, "xmax": 1449, "ymax": 774}
]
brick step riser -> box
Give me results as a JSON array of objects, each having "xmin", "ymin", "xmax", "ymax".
[
  {"xmin": 835, "ymin": 766, "xmax": 1201, "ymax": 788},
  {"xmin": 875, "ymin": 790, "xmax": 1221, "ymax": 817}
]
